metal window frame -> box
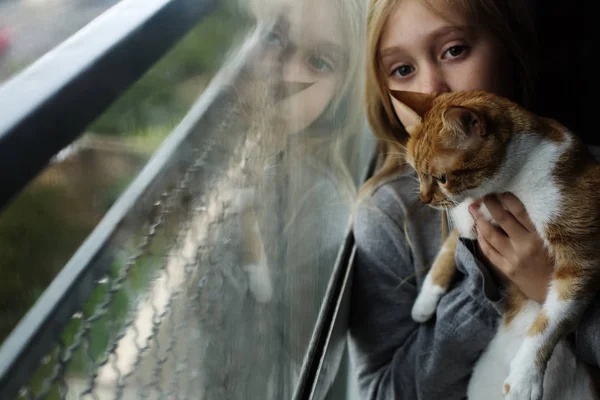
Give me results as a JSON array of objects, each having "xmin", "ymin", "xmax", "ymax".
[{"xmin": 0, "ymin": 0, "xmax": 217, "ymax": 211}]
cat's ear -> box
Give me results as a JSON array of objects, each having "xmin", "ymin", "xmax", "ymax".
[
  {"xmin": 388, "ymin": 90, "xmax": 435, "ymax": 136},
  {"xmin": 389, "ymin": 90, "xmax": 436, "ymax": 118},
  {"xmin": 442, "ymin": 106, "xmax": 486, "ymax": 139}
]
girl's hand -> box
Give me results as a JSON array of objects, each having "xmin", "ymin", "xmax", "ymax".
[{"xmin": 469, "ymin": 193, "xmax": 554, "ymax": 304}]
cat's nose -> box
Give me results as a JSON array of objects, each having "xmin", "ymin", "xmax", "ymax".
[{"xmin": 420, "ymin": 191, "xmax": 432, "ymax": 204}]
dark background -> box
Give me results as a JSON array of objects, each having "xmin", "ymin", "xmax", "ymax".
[{"xmin": 536, "ymin": 0, "xmax": 595, "ymax": 144}]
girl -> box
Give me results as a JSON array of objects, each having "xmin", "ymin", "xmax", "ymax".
[{"xmin": 348, "ymin": 0, "xmax": 600, "ymax": 398}]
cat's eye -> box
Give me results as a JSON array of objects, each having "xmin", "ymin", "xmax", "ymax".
[{"xmin": 436, "ymin": 174, "xmax": 447, "ymax": 184}]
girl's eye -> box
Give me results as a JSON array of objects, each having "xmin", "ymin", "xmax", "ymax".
[
  {"xmin": 308, "ymin": 56, "xmax": 334, "ymax": 74},
  {"xmin": 436, "ymin": 174, "xmax": 447, "ymax": 184},
  {"xmin": 443, "ymin": 45, "xmax": 468, "ymax": 60},
  {"xmin": 391, "ymin": 65, "xmax": 415, "ymax": 78}
]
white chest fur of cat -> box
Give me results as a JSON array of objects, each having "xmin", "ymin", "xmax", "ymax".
[{"xmin": 411, "ymin": 133, "xmax": 597, "ymax": 399}]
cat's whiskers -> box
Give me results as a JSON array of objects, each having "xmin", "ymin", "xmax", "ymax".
[
  {"xmin": 378, "ymin": 136, "xmax": 408, "ymax": 150},
  {"xmin": 381, "ymin": 151, "xmax": 407, "ymax": 163},
  {"xmin": 261, "ymin": 156, "xmax": 282, "ymax": 179},
  {"xmin": 481, "ymin": 176, "xmax": 510, "ymax": 195},
  {"xmin": 469, "ymin": 224, "xmax": 478, "ymax": 239},
  {"xmin": 447, "ymin": 213, "xmax": 458, "ymax": 232}
]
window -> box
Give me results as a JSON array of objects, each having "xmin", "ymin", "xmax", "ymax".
[{"xmin": 0, "ymin": 0, "xmax": 373, "ymax": 399}]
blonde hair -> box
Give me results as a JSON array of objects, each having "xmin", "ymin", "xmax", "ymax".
[{"xmin": 362, "ymin": 0, "xmax": 539, "ymax": 195}]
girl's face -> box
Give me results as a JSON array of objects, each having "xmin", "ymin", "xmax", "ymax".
[
  {"xmin": 251, "ymin": 0, "xmax": 347, "ymax": 133},
  {"xmin": 379, "ymin": 0, "xmax": 513, "ymax": 126}
]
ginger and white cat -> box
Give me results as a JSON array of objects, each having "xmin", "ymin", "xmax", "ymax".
[{"xmin": 389, "ymin": 89, "xmax": 600, "ymax": 400}]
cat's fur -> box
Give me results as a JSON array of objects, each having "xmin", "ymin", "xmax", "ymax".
[{"xmin": 389, "ymin": 89, "xmax": 600, "ymax": 400}]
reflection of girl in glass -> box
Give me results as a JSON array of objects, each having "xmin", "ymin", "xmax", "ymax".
[
  {"xmin": 186, "ymin": 0, "xmax": 369, "ymax": 398},
  {"xmin": 239, "ymin": 0, "xmax": 369, "ymax": 393}
]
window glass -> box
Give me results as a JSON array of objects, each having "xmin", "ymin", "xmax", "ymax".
[{"xmin": 1, "ymin": 0, "xmax": 372, "ymax": 398}]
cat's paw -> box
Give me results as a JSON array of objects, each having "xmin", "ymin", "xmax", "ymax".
[
  {"xmin": 450, "ymin": 199, "xmax": 496, "ymax": 239},
  {"xmin": 412, "ymin": 275, "xmax": 447, "ymax": 322},
  {"xmin": 450, "ymin": 200, "xmax": 478, "ymax": 239},
  {"xmin": 244, "ymin": 261, "xmax": 273, "ymax": 303},
  {"xmin": 411, "ymin": 293, "xmax": 438, "ymax": 322},
  {"xmin": 503, "ymin": 368, "xmax": 543, "ymax": 400},
  {"xmin": 411, "ymin": 284, "xmax": 444, "ymax": 322}
]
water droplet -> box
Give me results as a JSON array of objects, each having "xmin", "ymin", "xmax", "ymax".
[
  {"xmin": 72, "ymin": 312, "xmax": 84, "ymax": 319},
  {"xmin": 97, "ymin": 277, "xmax": 109, "ymax": 284}
]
